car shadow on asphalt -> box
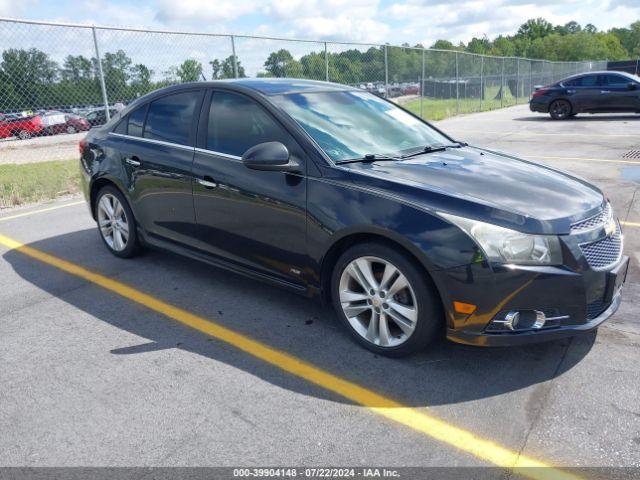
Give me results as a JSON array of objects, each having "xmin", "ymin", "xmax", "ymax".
[
  {"xmin": 3, "ymin": 228, "xmax": 596, "ymax": 408},
  {"xmin": 514, "ymin": 115, "xmax": 640, "ymax": 122}
]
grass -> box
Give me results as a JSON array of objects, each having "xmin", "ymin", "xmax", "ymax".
[
  {"xmin": 0, "ymin": 159, "xmax": 80, "ymax": 208},
  {"xmin": 401, "ymin": 86, "xmax": 519, "ymax": 121}
]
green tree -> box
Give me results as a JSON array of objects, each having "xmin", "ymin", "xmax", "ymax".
[
  {"xmin": 61, "ymin": 55, "xmax": 94, "ymax": 82},
  {"xmin": 210, "ymin": 55, "xmax": 246, "ymax": 79},
  {"xmin": 0, "ymin": 48, "xmax": 57, "ymax": 109},
  {"xmin": 517, "ymin": 18, "xmax": 554, "ymax": 40},
  {"xmin": 176, "ymin": 59, "xmax": 203, "ymax": 82},
  {"xmin": 264, "ymin": 49, "xmax": 303, "ymax": 77}
]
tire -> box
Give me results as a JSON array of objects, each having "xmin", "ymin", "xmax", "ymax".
[
  {"xmin": 16, "ymin": 130, "xmax": 31, "ymax": 140},
  {"xmin": 549, "ymin": 100, "xmax": 572, "ymax": 120},
  {"xmin": 94, "ymin": 185, "xmax": 140, "ymax": 258},
  {"xmin": 66, "ymin": 125, "xmax": 77, "ymax": 134},
  {"xmin": 331, "ymin": 242, "xmax": 443, "ymax": 357}
]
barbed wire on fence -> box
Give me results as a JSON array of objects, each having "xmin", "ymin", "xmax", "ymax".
[{"xmin": 0, "ymin": 17, "xmax": 606, "ymax": 161}]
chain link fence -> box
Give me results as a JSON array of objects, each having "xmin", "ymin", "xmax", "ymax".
[{"xmin": 0, "ymin": 18, "xmax": 606, "ymax": 164}]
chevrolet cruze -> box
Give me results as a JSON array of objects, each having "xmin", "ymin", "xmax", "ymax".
[{"xmin": 80, "ymin": 79, "xmax": 629, "ymax": 356}]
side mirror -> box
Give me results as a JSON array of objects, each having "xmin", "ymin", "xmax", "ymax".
[
  {"xmin": 628, "ymin": 82, "xmax": 637, "ymax": 91},
  {"xmin": 242, "ymin": 141, "xmax": 300, "ymax": 173}
]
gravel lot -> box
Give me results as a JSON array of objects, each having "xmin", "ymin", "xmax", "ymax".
[
  {"xmin": 0, "ymin": 132, "xmax": 85, "ymax": 165},
  {"xmin": 0, "ymin": 105, "xmax": 638, "ymax": 474}
]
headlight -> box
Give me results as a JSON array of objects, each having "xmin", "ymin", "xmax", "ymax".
[{"xmin": 441, "ymin": 213, "xmax": 562, "ymax": 265}]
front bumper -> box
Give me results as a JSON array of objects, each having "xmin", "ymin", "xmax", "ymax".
[{"xmin": 433, "ymin": 255, "xmax": 629, "ymax": 347}]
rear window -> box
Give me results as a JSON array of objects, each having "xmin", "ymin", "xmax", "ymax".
[
  {"xmin": 563, "ymin": 75, "xmax": 598, "ymax": 87},
  {"xmin": 143, "ymin": 91, "xmax": 199, "ymax": 145}
]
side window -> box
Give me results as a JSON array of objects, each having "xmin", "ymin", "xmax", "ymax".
[
  {"xmin": 602, "ymin": 75, "xmax": 629, "ymax": 88},
  {"xmin": 566, "ymin": 76, "xmax": 598, "ymax": 87},
  {"xmin": 143, "ymin": 91, "xmax": 199, "ymax": 145},
  {"xmin": 113, "ymin": 118, "xmax": 127, "ymax": 134},
  {"xmin": 582, "ymin": 76, "xmax": 598, "ymax": 87},
  {"xmin": 207, "ymin": 91, "xmax": 291, "ymax": 157},
  {"xmin": 86, "ymin": 112, "xmax": 97, "ymax": 121},
  {"xmin": 128, "ymin": 105, "xmax": 146, "ymax": 137}
]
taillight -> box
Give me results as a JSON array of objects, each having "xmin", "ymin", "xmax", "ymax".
[
  {"xmin": 79, "ymin": 138, "xmax": 87, "ymax": 155},
  {"xmin": 532, "ymin": 88, "xmax": 549, "ymax": 98}
]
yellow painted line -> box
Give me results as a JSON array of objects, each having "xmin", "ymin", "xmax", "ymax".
[
  {"xmin": 0, "ymin": 231, "xmax": 580, "ymax": 480},
  {"xmin": 0, "ymin": 201, "xmax": 84, "ymax": 222},
  {"xmin": 526, "ymin": 155, "xmax": 640, "ymax": 165},
  {"xmin": 622, "ymin": 221, "xmax": 640, "ymax": 228}
]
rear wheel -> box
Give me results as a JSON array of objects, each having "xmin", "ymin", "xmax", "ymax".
[
  {"xmin": 549, "ymin": 100, "xmax": 572, "ymax": 120},
  {"xmin": 331, "ymin": 242, "xmax": 442, "ymax": 357},
  {"xmin": 94, "ymin": 186, "xmax": 140, "ymax": 258}
]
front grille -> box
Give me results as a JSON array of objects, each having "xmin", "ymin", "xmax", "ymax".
[
  {"xmin": 571, "ymin": 203, "xmax": 611, "ymax": 233},
  {"xmin": 579, "ymin": 224, "xmax": 622, "ymax": 270}
]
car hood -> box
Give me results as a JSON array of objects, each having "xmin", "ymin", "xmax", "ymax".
[{"xmin": 344, "ymin": 146, "xmax": 604, "ymax": 234}]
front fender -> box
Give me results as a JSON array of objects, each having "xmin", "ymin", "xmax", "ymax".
[{"xmin": 307, "ymin": 175, "xmax": 483, "ymax": 274}]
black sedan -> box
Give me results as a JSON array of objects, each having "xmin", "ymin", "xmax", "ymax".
[
  {"xmin": 530, "ymin": 71, "xmax": 640, "ymax": 119},
  {"xmin": 79, "ymin": 79, "xmax": 628, "ymax": 356}
]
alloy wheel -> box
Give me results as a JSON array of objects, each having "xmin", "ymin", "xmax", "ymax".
[
  {"xmin": 97, "ymin": 193, "xmax": 130, "ymax": 252},
  {"xmin": 551, "ymin": 101, "xmax": 570, "ymax": 119},
  {"xmin": 338, "ymin": 256, "xmax": 418, "ymax": 347}
]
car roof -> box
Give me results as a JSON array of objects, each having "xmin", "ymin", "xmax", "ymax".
[
  {"xmin": 561, "ymin": 70, "xmax": 638, "ymax": 81},
  {"xmin": 161, "ymin": 78, "xmax": 357, "ymax": 96}
]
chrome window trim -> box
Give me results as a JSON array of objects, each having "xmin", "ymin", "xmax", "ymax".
[
  {"xmin": 109, "ymin": 132, "xmax": 260, "ymax": 162},
  {"xmin": 194, "ymin": 147, "xmax": 242, "ymax": 161},
  {"xmin": 108, "ymin": 132, "xmax": 194, "ymax": 152}
]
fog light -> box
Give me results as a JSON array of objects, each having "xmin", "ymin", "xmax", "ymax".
[
  {"xmin": 504, "ymin": 311, "xmax": 520, "ymax": 330},
  {"xmin": 487, "ymin": 310, "xmax": 550, "ymax": 332},
  {"xmin": 532, "ymin": 311, "xmax": 546, "ymax": 329}
]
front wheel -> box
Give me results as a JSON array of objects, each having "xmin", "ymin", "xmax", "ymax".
[
  {"xmin": 549, "ymin": 100, "xmax": 572, "ymax": 120},
  {"xmin": 16, "ymin": 130, "xmax": 31, "ymax": 140},
  {"xmin": 94, "ymin": 186, "xmax": 140, "ymax": 258},
  {"xmin": 331, "ymin": 242, "xmax": 443, "ymax": 357}
]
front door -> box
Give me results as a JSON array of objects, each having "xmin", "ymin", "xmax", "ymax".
[
  {"xmin": 598, "ymin": 74, "xmax": 640, "ymax": 111},
  {"xmin": 111, "ymin": 89, "xmax": 204, "ymax": 246},
  {"xmin": 191, "ymin": 89, "xmax": 308, "ymax": 286}
]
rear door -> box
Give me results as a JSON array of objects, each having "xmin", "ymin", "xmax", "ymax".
[
  {"xmin": 563, "ymin": 75, "xmax": 600, "ymax": 111},
  {"xmin": 191, "ymin": 89, "xmax": 308, "ymax": 286},
  {"xmin": 109, "ymin": 89, "xmax": 204, "ymax": 246},
  {"xmin": 598, "ymin": 74, "xmax": 640, "ymax": 111}
]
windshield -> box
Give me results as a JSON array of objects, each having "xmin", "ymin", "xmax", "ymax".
[{"xmin": 271, "ymin": 90, "xmax": 451, "ymax": 162}]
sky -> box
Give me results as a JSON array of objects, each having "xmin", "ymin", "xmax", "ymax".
[{"xmin": 1, "ymin": 0, "xmax": 639, "ymax": 47}]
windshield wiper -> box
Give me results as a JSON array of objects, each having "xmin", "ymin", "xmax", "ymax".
[
  {"xmin": 336, "ymin": 153, "xmax": 403, "ymax": 165},
  {"xmin": 400, "ymin": 142, "xmax": 467, "ymax": 159}
]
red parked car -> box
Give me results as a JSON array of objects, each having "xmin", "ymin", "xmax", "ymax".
[
  {"xmin": 64, "ymin": 114, "xmax": 91, "ymax": 134},
  {"xmin": 0, "ymin": 113, "xmax": 44, "ymax": 139}
]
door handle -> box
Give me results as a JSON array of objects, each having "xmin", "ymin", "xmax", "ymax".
[
  {"xmin": 566, "ymin": 89, "xmax": 576, "ymax": 94},
  {"xmin": 600, "ymin": 90, "xmax": 611, "ymax": 94},
  {"xmin": 124, "ymin": 156, "xmax": 141, "ymax": 167},
  {"xmin": 196, "ymin": 176, "xmax": 217, "ymax": 189}
]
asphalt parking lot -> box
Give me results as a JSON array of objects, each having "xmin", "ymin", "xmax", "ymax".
[{"xmin": 1, "ymin": 104, "xmax": 639, "ymax": 475}]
